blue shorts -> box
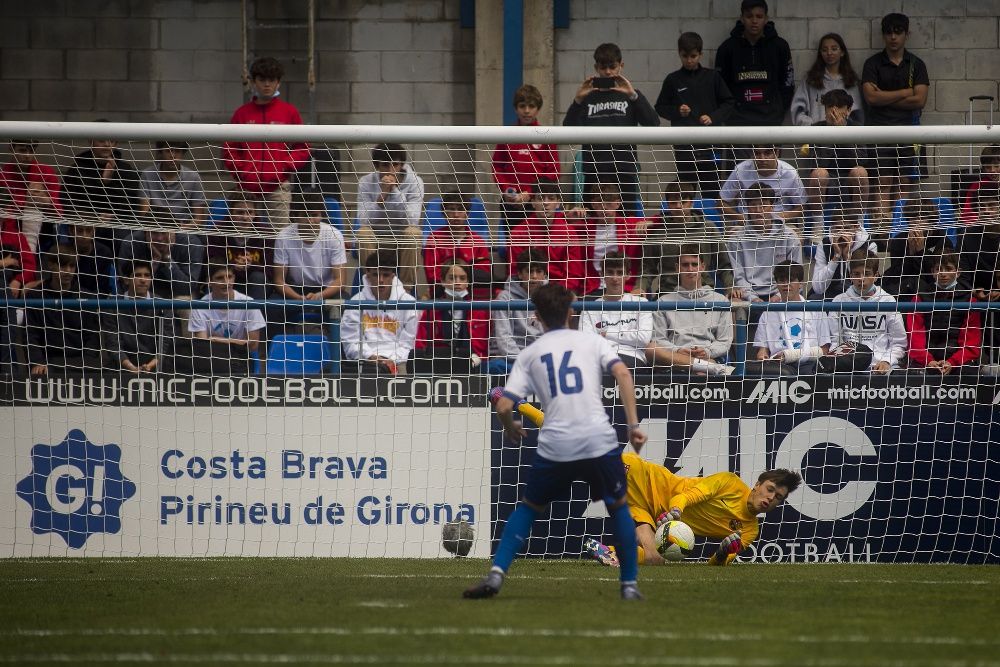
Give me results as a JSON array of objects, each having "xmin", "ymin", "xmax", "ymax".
[{"xmin": 522, "ymin": 449, "xmax": 627, "ymax": 507}]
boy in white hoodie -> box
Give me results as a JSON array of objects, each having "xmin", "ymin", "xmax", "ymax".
[
  {"xmin": 822, "ymin": 250, "xmax": 907, "ymax": 374},
  {"xmin": 340, "ymin": 249, "xmax": 419, "ymax": 375},
  {"xmin": 578, "ymin": 252, "xmax": 652, "ymax": 368}
]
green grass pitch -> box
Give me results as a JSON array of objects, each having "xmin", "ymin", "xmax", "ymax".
[{"xmin": 1, "ymin": 558, "xmax": 997, "ymax": 666}]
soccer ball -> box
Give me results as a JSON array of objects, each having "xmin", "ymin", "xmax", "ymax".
[
  {"xmin": 442, "ymin": 520, "xmax": 474, "ymax": 557},
  {"xmin": 654, "ymin": 520, "xmax": 695, "ymax": 561}
]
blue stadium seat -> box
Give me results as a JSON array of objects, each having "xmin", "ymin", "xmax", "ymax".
[
  {"xmin": 265, "ymin": 334, "xmax": 335, "ymax": 375},
  {"xmin": 888, "ymin": 197, "xmax": 959, "ymax": 245},
  {"xmin": 325, "ymin": 197, "xmax": 346, "ymax": 233},
  {"xmin": 422, "ymin": 196, "xmax": 492, "ymax": 242},
  {"xmin": 691, "ymin": 198, "xmax": 724, "ymax": 231},
  {"xmin": 208, "ymin": 198, "xmax": 229, "ymax": 226}
]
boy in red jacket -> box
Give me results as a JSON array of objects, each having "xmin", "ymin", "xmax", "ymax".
[
  {"xmin": 222, "ymin": 57, "xmax": 309, "ymax": 230},
  {"xmin": 492, "ymin": 84, "xmax": 561, "ymax": 227},
  {"xmin": 568, "ymin": 182, "xmax": 650, "ymax": 296},
  {"xmin": 422, "ymin": 190, "xmax": 492, "ymax": 291},
  {"xmin": 906, "ymin": 251, "xmax": 981, "ymax": 375},
  {"xmin": 507, "ymin": 179, "xmax": 582, "ymax": 290}
]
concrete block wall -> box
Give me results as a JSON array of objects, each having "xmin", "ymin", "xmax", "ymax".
[
  {"xmin": 0, "ymin": 0, "xmax": 474, "ymax": 126},
  {"xmin": 554, "ymin": 0, "xmax": 1000, "ymax": 126}
]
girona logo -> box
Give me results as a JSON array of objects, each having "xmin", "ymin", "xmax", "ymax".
[
  {"xmin": 729, "ymin": 519, "xmax": 744, "ymax": 531},
  {"xmin": 15, "ymin": 430, "xmax": 136, "ymax": 548}
]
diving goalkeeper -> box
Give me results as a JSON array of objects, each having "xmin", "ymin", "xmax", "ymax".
[{"xmin": 586, "ymin": 452, "xmax": 802, "ymax": 566}]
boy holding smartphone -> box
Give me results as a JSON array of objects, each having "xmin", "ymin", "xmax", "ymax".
[{"xmin": 563, "ymin": 43, "xmax": 658, "ymax": 216}]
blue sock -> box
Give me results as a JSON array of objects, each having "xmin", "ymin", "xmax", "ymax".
[
  {"xmin": 492, "ymin": 503, "xmax": 539, "ymax": 573},
  {"xmin": 609, "ymin": 502, "xmax": 639, "ymax": 584}
]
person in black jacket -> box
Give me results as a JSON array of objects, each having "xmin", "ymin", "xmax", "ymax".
[
  {"xmin": 102, "ymin": 260, "xmax": 162, "ymax": 374},
  {"xmin": 24, "ymin": 245, "xmax": 101, "ymax": 376},
  {"xmin": 655, "ymin": 32, "xmax": 733, "ymax": 199},
  {"xmin": 715, "ymin": 0, "xmax": 794, "ymax": 128},
  {"xmin": 958, "ymin": 186, "xmax": 1000, "ymax": 300},
  {"xmin": 882, "ymin": 199, "xmax": 955, "ymax": 300},
  {"xmin": 563, "ymin": 42, "xmax": 659, "ymax": 216},
  {"xmin": 62, "ymin": 129, "xmax": 142, "ymax": 247}
]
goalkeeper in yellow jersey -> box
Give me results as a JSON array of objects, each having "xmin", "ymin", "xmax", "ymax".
[{"xmin": 585, "ymin": 452, "xmax": 801, "ymax": 566}]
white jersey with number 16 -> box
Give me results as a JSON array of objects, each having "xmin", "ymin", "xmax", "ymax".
[{"xmin": 504, "ymin": 328, "xmax": 624, "ymax": 463}]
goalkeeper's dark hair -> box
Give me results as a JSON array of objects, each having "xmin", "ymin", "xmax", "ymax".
[
  {"xmin": 757, "ymin": 469, "xmax": 802, "ymax": 494},
  {"xmin": 531, "ymin": 282, "xmax": 574, "ymax": 329}
]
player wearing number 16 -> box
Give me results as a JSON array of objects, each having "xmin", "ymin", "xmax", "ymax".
[{"xmin": 464, "ymin": 283, "xmax": 648, "ymax": 601}]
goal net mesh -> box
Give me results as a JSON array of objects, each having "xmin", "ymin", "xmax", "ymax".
[{"xmin": 1, "ymin": 122, "xmax": 998, "ymax": 563}]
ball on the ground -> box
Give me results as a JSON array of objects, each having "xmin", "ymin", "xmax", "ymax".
[
  {"xmin": 442, "ymin": 520, "xmax": 474, "ymax": 557},
  {"xmin": 654, "ymin": 520, "xmax": 695, "ymax": 561}
]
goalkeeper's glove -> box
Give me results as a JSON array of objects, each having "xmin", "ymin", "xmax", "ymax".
[
  {"xmin": 716, "ymin": 531, "xmax": 742, "ymax": 559},
  {"xmin": 655, "ymin": 507, "xmax": 681, "ymax": 527}
]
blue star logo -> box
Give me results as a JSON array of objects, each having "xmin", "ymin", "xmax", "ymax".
[
  {"xmin": 15, "ymin": 429, "xmax": 137, "ymax": 549},
  {"xmin": 789, "ymin": 323, "xmax": 802, "ymax": 338}
]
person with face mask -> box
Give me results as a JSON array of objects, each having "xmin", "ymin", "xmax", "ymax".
[{"xmin": 413, "ymin": 260, "xmax": 489, "ymax": 374}]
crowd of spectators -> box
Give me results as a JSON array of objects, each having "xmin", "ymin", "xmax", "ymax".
[{"xmin": 2, "ymin": 3, "xmax": 997, "ymax": 379}]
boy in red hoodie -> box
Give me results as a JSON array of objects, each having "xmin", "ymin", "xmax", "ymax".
[
  {"xmin": 569, "ymin": 182, "xmax": 650, "ymax": 297},
  {"xmin": 492, "ymin": 84, "xmax": 561, "ymax": 227},
  {"xmin": 222, "ymin": 57, "xmax": 310, "ymax": 230},
  {"xmin": 506, "ymin": 179, "xmax": 582, "ymax": 290}
]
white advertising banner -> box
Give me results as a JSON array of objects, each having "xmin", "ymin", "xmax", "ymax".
[{"xmin": 1, "ymin": 406, "xmax": 492, "ymax": 557}]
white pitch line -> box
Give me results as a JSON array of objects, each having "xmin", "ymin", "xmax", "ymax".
[
  {"xmin": 6, "ymin": 626, "xmax": 999, "ymax": 648},
  {"xmin": 1, "ymin": 654, "xmax": 995, "ymax": 667}
]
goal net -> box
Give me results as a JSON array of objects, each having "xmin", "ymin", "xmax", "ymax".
[{"xmin": 1, "ymin": 121, "xmax": 998, "ymax": 564}]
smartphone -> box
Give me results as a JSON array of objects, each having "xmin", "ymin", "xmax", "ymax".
[{"xmin": 592, "ymin": 77, "xmax": 617, "ymax": 90}]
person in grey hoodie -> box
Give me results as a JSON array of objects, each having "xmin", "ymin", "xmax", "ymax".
[
  {"xmin": 647, "ymin": 243, "xmax": 734, "ymax": 376},
  {"xmin": 727, "ymin": 183, "xmax": 803, "ymax": 302},
  {"xmin": 488, "ymin": 249, "xmax": 548, "ymax": 373},
  {"xmin": 355, "ymin": 143, "xmax": 425, "ymax": 296}
]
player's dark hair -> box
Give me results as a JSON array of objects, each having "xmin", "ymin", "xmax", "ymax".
[
  {"xmin": 531, "ymin": 282, "xmax": 574, "ymax": 329},
  {"xmin": 365, "ymin": 249, "xmax": 398, "ymax": 274},
  {"xmin": 515, "ymin": 248, "xmax": 548, "ymax": 276},
  {"xmin": 774, "ymin": 260, "xmax": 805, "ymax": 283},
  {"xmin": 664, "ymin": 180, "xmax": 696, "ymax": 201},
  {"xmin": 757, "ymin": 469, "xmax": 801, "ymax": 494},
  {"xmin": 980, "ymin": 145, "xmax": 1000, "ymax": 167},
  {"xmin": 848, "ymin": 249, "xmax": 880, "ymax": 276},
  {"xmin": 807, "ymin": 34, "xmax": 858, "ymax": 89},
  {"xmin": 820, "ymin": 88, "xmax": 854, "ymax": 110},
  {"xmin": 678, "ymin": 32, "xmax": 703, "ymax": 53},
  {"xmin": 593, "ymin": 43, "xmax": 623, "ymax": 66},
  {"xmin": 602, "ymin": 251, "xmax": 626, "ymax": 273},
  {"xmin": 250, "ymin": 56, "xmax": 284, "ymax": 80},
  {"xmin": 741, "ymin": 0, "xmax": 768, "ymax": 16},
  {"xmin": 371, "ymin": 142, "xmax": 407, "ymax": 165},
  {"xmin": 513, "ymin": 84, "xmax": 543, "ymax": 109}
]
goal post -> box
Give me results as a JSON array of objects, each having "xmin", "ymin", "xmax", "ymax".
[{"xmin": 0, "ymin": 120, "xmax": 998, "ymax": 564}]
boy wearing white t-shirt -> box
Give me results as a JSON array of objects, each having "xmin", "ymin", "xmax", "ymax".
[
  {"xmin": 751, "ymin": 261, "xmax": 829, "ymax": 375},
  {"xmin": 720, "ymin": 145, "xmax": 805, "ymax": 228},
  {"xmin": 273, "ymin": 191, "xmax": 347, "ymax": 302},
  {"xmin": 188, "ymin": 265, "xmax": 267, "ymax": 353}
]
